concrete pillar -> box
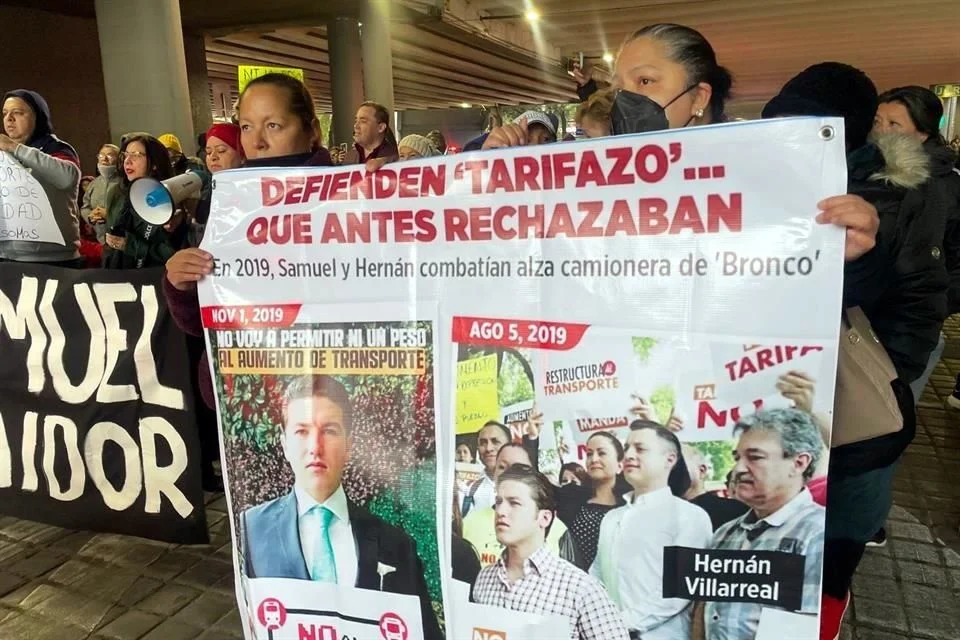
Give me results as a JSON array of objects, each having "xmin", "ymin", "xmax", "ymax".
[
  {"xmin": 183, "ymin": 31, "xmax": 213, "ymax": 148},
  {"xmin": 942, "ymin": 97, "xmax": 957, "ymax": 143},
  {"xmin": 327, "ymin": 16, "xmax": 364, "ymax": 148},
  {"xmin": 360, "ymin": 0, "xmax": 395, "ymax": 114},
  {"xmin": 94, "ymin": 0, "xmax": 194, "ymax": 147}
]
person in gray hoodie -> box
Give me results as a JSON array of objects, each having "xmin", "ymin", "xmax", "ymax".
[{"xmin": 0, "ymin": 89, "xmax": 81, "ymax": 265}]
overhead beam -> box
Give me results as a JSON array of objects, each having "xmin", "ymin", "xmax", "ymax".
[
  {"xmin": 537, "ymin": 1, "xmax": 948, "ymax": 32},
  {"xmin": 389, "ymin": 29, "xmax": 574, "ymax": 101},
  {"xmin": 206, "ymin": 40, "xmax": 329, "ymax": 74},
  {"xmin": 181, "ymin": 0, "xmax": 434, "ymax": 36}
]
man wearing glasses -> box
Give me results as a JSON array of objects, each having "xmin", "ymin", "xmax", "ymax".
[{"xmin": 81, "ymin": 143, "xmax": 120, "ymax": 243}]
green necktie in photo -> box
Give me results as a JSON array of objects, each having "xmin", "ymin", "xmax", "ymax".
[{"xmin": 309, "ymin": 505, "xmax": 338, "ymax": 583}]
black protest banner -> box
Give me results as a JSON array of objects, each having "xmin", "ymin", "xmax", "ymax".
[
  {"xmin": 663, "ymin": 546, "xmax": 806, "ymax": 611},
  {"xmin": 0, "ymin": 263, "xmax": 207, "ymax": 543}
]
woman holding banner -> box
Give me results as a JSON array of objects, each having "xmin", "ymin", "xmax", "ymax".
[
  {"xmin": 163, "ymin": 74, "xmax": 335, "ymax": 489},
  {"xmin": 482, "ymin": 23, "xmax": 880, "ymax": 265},
  {"xmin": 163, "ymin": 73, "xmax": 335, "ymax": 410}
]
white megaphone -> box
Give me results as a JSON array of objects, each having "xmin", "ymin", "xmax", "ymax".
[{"xmin": 130, "ymin": 171, "xmax": 202, "ymax": 225}]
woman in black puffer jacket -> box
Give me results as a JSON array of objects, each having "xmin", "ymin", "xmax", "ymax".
[
  {"xmin": 875, "ymin": 86, "xmax": 960, "ymax": 401},
  {"xmin": 763, "ymin": 63, "xmax": 949, "ymax": 638}
]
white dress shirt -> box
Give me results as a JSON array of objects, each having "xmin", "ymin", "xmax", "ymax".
[
  {"xmin": 461, "ymin": 472, "xmax": 496, "ymax": 514},
  {"xmin": 295, "ymin": 484, "xmax": 358, "ymax": 587},
  {"xmin": 591, "ymin": 486, "xmax": 714, "ymax": 640}
]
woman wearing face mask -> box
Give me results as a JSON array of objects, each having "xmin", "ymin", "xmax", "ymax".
[
  {"xmin": 102, "ymin": 134, "xmax": 181, "ymax": 269},
  {"xmin": 483, "ymin": 23, "xmax": 880, "ymax": 278},
  {"xmin": 609, "ymin": 23, "xmax": 733, "ymax": 133},
  {"xmin": 82, "ymin": 144, "xmax": 120, "ymax": 243},
  {"xmin": 0, "ymin": 90, "xmax": 82, "ymax": 266},
  {"xmin": 873, "ymin": 86, "xmax": 960, "ymax": 407}
]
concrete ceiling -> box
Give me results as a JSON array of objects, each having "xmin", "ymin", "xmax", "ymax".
[
  {"xmin": 202, "ymin": 2, "xmax": 575, "ymax": 109},
  {"xmin": 13, "ymin": 0, "xmax": 957, "ymax": 114},
  {"xmin": 465, "ymin": 0, "xmax": 960, "ymax": 113},
  {"xmin": 202, "ymin": 0, "xmax": 959, "ymax": 114},
  {"xmin": 204, "ymin": 15, "xmax": 577, "ymax": 112}
]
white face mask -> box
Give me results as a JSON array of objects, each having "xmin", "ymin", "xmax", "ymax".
[{"xmin": 97, "ymin": 164, "xmax": 118, "ymax": 179}]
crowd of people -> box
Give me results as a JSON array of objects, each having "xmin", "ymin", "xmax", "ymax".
[
  {"xmin": 454, "ymin": 370, "xmax": 826, "ymax": 640},
  {"xmin": 3, "ymin": 18, "xmax": 960, "ymax": 640}
]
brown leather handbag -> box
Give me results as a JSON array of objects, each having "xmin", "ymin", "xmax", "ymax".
[{"xmin": 831, "ymin": 307, "xmax": 903, "ymax": 447}]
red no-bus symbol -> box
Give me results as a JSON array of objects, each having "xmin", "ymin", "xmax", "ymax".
[{"xmin": 256, "ymin": 598, "xmax": 287, "ymax": 630}]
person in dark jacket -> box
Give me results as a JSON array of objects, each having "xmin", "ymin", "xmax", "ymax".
[
  {"xmin": 874, "ymin": 85, "xmax": 960, "ymax": 404},
  {"xmin": 763, "ymin": 62, "xmax": 939, "ymax": 639},
  {"xmin": 342, "ymin": 101, "xmax": 399, "ymax": 170},
  {"xmin": 102, "ymin": 133, "xmax": 182, "ymax": 269},
  {"xmin": 0, "ymin": 90, "xmax": 82, "ymax": 266}
]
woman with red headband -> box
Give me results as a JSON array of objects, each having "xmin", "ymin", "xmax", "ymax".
[
  {"xmin": 204, "ymin": 122, "xmax": 244, "ymax": 174},
  {"xmin": 189, "ymin": 123, "xmax": 244, "ymax": 246}
]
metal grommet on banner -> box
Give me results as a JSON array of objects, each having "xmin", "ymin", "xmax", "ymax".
[
  {"xmin": 819, "ymin": 125, "xmax": 836, "ymax": 141},
  {"xmin": 932, "ymin": 246, "xmax": 942, "ymax": 259},
  {"xmin": 848, "ymin": 332, "xmax": 861, "ymax": 344}
]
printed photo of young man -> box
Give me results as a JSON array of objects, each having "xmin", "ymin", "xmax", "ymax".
[
  {"xmin": 239, "ymin": 375, "xmax": 441, "ymax": 640},
  {"xmin": 471, "ymin": 463, "xmax": 629, "ymax": 640},
  {"xmin": 703, "ymin": 408, "xmax": 826, "ymax": 640},
  {"xmin": 462, "ymin": 443, "xmax": 579, "ymax": 568},
  {"xmin": 591, "ymin": 421, "xmax": 713, "ymax": 640}
]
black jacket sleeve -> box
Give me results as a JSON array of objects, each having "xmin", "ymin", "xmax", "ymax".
[
  {"xmin": 941, "ymin": 172, "xmax": 960, "ymax": 314},
  {"xmin": 577, "ymin": 78, "xmax": 598, "ymax": 102},
  {"xmin": 521, "ymin": 434, "xmax": 540, "ymax": 471},
  {"xmin": 842, "ymin": 233, "xmax": 892, "ymax": 309}
]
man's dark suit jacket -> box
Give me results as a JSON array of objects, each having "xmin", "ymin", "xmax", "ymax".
[{"xmin": 241, "ymin": 490, "xmax": 442, "ymax": 640}]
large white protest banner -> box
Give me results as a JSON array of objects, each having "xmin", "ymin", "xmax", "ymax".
[
  {"xmin": 0, "ymin": 151, "xmax": 65, "ymax": 245},
  {"xmin": 199, "ymin": 117, "xmax": 846, "ymax": 639}
]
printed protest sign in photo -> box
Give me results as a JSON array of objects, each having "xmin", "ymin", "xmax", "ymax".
[{"xmin": 200, "ymin": 118, "xmax": 846, "ymax": 639}]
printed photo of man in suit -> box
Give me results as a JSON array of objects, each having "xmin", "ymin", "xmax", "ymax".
[{"xmin": 240, "ymin": 375, "xmax": 441, "ymax": 640}]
